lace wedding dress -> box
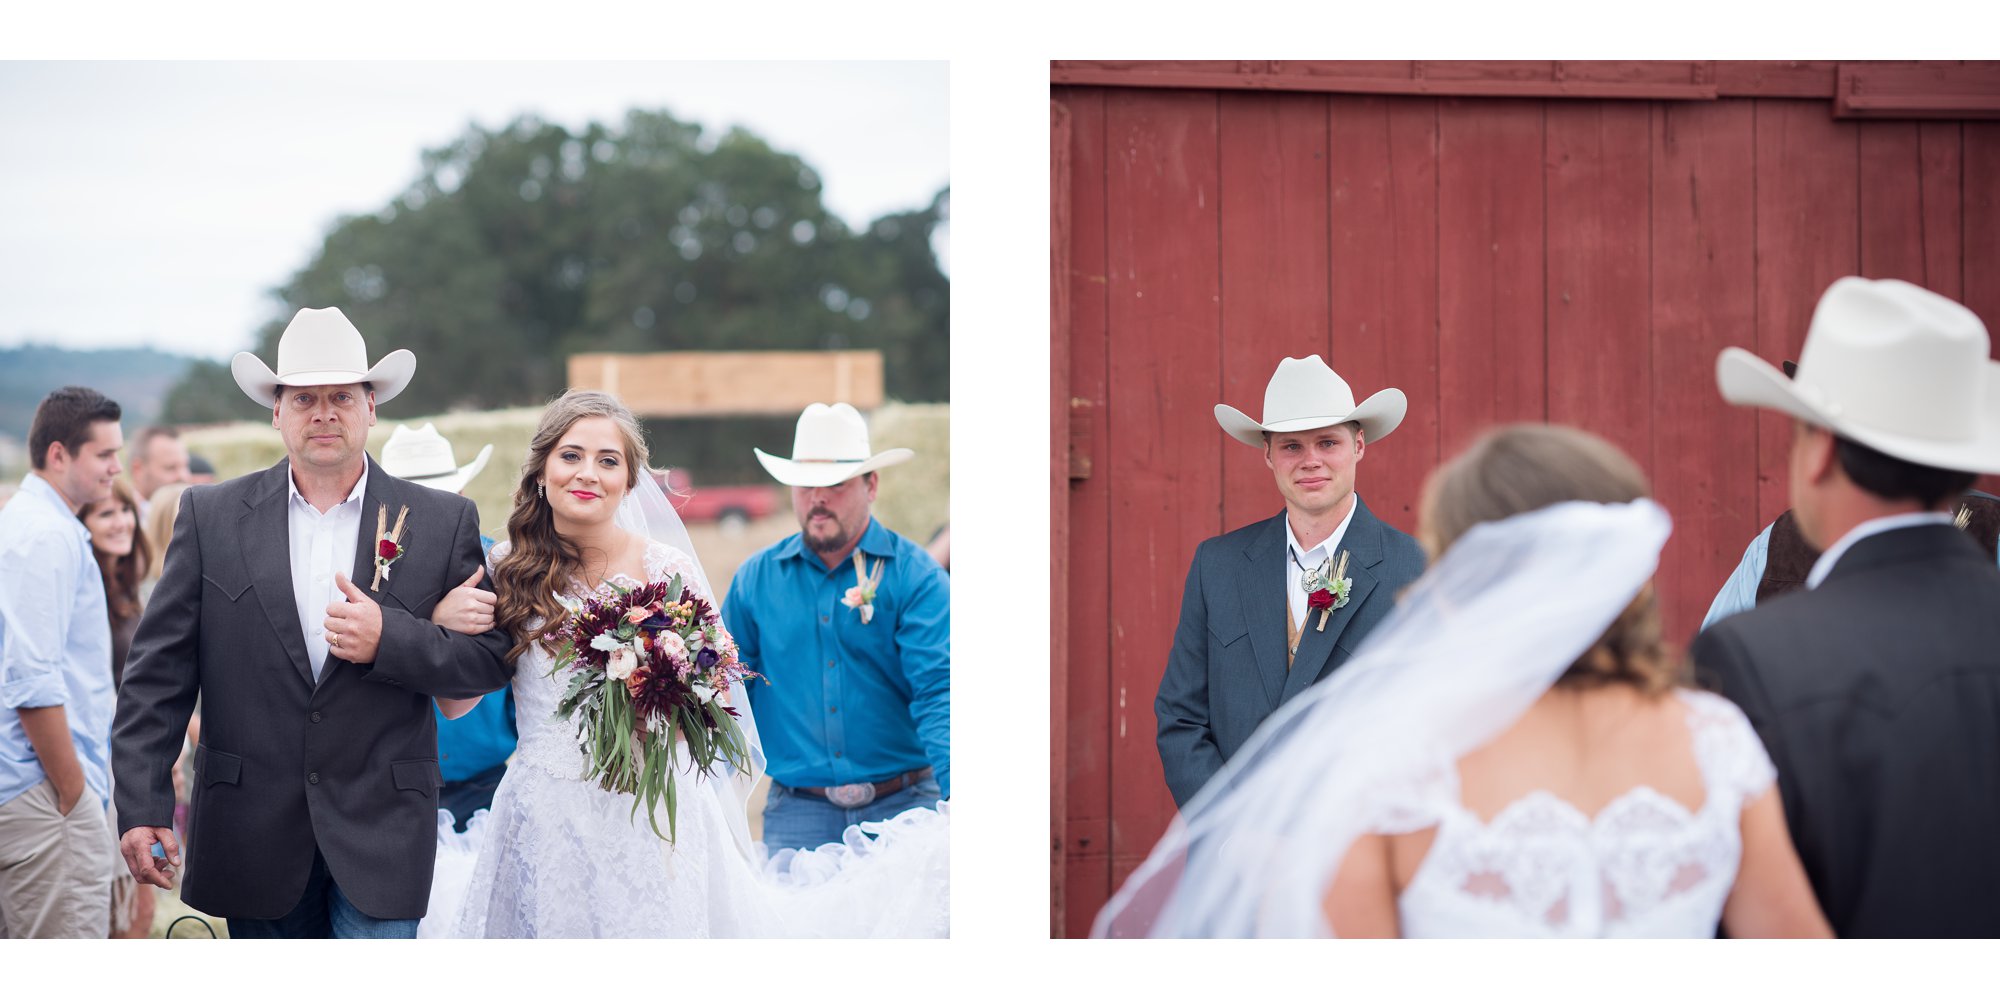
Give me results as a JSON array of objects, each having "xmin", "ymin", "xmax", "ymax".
[
  {"xmin": 1391, "ymin": 689, "xmax": 1775, "ymax": 937},
  {"xmin": 420, "ymin": 539, "xmax": 949, "ymax": 938}
]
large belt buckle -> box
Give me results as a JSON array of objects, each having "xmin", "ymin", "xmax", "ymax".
[{"xmin": 826, "ymin": 782, "xmax": 876, "ymax": 808}]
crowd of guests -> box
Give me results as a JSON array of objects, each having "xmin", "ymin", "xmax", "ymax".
[{"xmin": 0, "ymin": 403, "xmax": 213, "ymax": 938}]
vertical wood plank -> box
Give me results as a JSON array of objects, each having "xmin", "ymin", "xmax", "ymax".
[
  {"xmin": 1859, "ymin": 120, "xmax": 1949, "ymax": 287},
  {"xmin": 1967, "ymin": 123, "xmax": 2000, "ymax": 498},
  {"xmin": 1103, "ymin": 88, "xmax": 1222, "ymax": 895},
  {"xmin": 1437, "ymin": 99, "xmax": 1548, "ymax": 460},
  {"xmin": 1545, "ymin": 101, "xmax": 1654, "ymax": 470},
  {"xmin": 1965, "ymin": 123, "xmax": 2000, "ymax": 339},
  {"xmin": 1651, "ymin": 100, "xmax": 1759, "ymax": 645},
  {"xmin": 1048, "ymin": 97, "xmax": 1072, "ymax": 940},
  {"xmin": 1329, "ymin": 95, "xmax": 1440, "ymax": 536},
  {"xmin": 1919, "ymin": 121, "xmax": 1964, "ymax": 303},
  {"xmin": 1058, "ymin": 87, "xmax": 1113, "ymax": 938},
  {"xmin": 1754, "ymin": 100, "xmax": 1860, "ymax": 525},
  {"xmin": 1218, "ymin": 92, "xmax": 1332, "ymax": 533}
]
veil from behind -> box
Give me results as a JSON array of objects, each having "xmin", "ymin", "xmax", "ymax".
[
  {"xmin": 1092, "ymin": 499, "xmax": 1672, "ymax": 937},
  {"xmin": 615, "ymin": 469, "xmax": 767, "ymax": 865}
]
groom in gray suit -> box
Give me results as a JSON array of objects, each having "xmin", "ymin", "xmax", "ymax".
[{"xmin": 1156, "ymin": 356, "xmax": 1427, "ymax": 808}]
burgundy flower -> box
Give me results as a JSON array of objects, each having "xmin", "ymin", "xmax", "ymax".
[
  {"xmin": 1307, "ymin": 588, "xmax": 1335, "ymax": 611},
  {"xmin": 377, "ymin": 539, "xmax": 400, "ymax": 560}
]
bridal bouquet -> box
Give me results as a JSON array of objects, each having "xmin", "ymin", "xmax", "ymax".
[{"xmin": 545, "ymin": 574, "xmax": 758, "ymax": 841}]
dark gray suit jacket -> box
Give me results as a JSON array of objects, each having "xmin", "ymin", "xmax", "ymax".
[
  {"xmin": 1155, "ymin": 496, "xmax": 1426, "ymax": 808},
  {"xmin": 1692, "ymin": 523, "xmax": 2000, "ymax": 938},
  {"xmin": 112, "ymin": 457, "xmax": 514, "ymax": 920}
]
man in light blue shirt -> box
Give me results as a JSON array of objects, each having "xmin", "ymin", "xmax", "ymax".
[
  {"xmin": 0, "ymin": 386, "xmax": 126, "ymax": 938},
  {"xmin": 724, "ymin": 403, "xmax": 949, "ymax": 853},
  {"xmin": 1701, "ymin": 493, "xmax": 2000, "ymax": 631}
]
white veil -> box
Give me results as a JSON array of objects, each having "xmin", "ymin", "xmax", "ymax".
[
  {"xmin": 617, "ymin": 470, "xmax": 767, "ymax": 864},
  {"xmin": 1092, "ymin": 499, "xmax": 1672, "ymax": 937}
]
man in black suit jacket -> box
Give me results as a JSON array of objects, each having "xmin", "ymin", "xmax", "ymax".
[
  {"xmin": 112, "ymin": 308, "xmax": 513, "ymax": 938},
  {"xmin": 1156, "ymin": 356, "xmax": 1426, "ymax": 808},
  {"xmin": 1694, "ymin": 277, "xmax": 2000, "ymax": 937}
]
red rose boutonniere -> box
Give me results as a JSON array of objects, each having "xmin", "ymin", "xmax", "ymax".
[
  {"xmin": 371, "ymin": 503, "xmax": 410, "ymax": 592},
  {"xmin": 1299, "ymin": 549, "xmax": 1353, "ymax": 632}
]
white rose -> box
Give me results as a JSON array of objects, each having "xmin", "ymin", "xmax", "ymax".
[{"xmin": 606, "ymin": 646, "xmax": 636, "ymax": 680}]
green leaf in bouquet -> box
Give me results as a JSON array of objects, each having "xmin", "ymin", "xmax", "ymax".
[{"xmin": 663, "ymin": 742, "xmax": 679, "ymax": 841}]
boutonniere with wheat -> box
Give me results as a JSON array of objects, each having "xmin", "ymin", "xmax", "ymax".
[
  {"xmin": 1301, "ymin": 550, "xmax": 1352, "ymax": 632},
  {"xmin": 841, "ymin": 551, "xmax": 887, "ymax": 624},
  {"xmin": 372, "ymin": 503, "xmax": 409, "ymax": 591}
]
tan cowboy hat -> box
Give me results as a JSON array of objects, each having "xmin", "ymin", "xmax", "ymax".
[
  {"xmin": 1716, "ymin": 277, "xmax": 2000, "ymax": 474},
  {"xmin": 754, "ymin": 402, "xmax": 913, "ymax": 488},
  {"xmin": 379, "ymin": 423, "xmax": 493, "ymax": 495},
  {"xmin": 1214, "ymin": 355, "xmax": 1406, "ymax": 448},
  {"xmin": 231, "ymin": 307, "xmax": 415, "ymax": 407}
]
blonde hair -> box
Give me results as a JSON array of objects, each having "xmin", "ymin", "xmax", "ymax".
[
  {"xmin": 1420, "ymin": 424, "xmax": 1682, "ymax": 695},
  {"xmin": 141, "ymin": 482, "xmax": 191, "ymax": 585}
]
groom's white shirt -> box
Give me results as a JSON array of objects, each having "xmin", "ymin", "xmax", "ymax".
[
  {"xmin": 1284, "ymin": 495, "xmax": 1358, "ymax": 631},
  {"xmin": 287, "ymin": 463, "xmax": 368, "ymax": 681}
]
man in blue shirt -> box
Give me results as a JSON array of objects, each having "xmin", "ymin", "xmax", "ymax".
[
  {"xmin": 724, "ymin": 403, "xmax": 950, "ymax": 853},
  {"xmin": 0, "ymin": 387, "xmax": 126, "ymax": 938}
]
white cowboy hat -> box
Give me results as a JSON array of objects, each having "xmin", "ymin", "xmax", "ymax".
[
  {"xmin": 378, "ymin": 423, "xmax": 493, "ymax": 495},
  {"xmin": 1214, "ymin": 355, "xmax": 1407, "ymax": 448},
  {"xmin": 1716, "ymin": 276, "xmax": 2000, "ymax": 474},
  {"xmin": 230, "ymin": 307, "xmax": 415, "ymax": 408},
  {"xmin": 754, "ymin": 402, "xmax": 914, "ymax": 488}
]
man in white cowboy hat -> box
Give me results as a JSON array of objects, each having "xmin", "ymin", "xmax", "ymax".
[
  {"xmin": 378, "ymin": 422, "xmax": 513, "ymax": 833},
  {"xmin": 1693, "ymin": 277, "xmax": 2000, "ymax": 937},
  {"xmin": 1155, "ymin": 355, "xmax": 1427, "ymax": 808},
  {"xmin": 110, "ymin": 307, "xmax": 513, "ymax": 938},
  {"xmin": 721, "ymin": 402, "xmax": 949, "ymax": 852}
]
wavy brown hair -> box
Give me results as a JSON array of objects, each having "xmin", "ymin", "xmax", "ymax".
[
  {"xmin": 493, "ymin": 390, "xmax": 651, "ymax": 663},
  {"xmin": 81, "ymin": 478, "xmax": 149, "ymax": 622},
  {"xmin": 1419, "ymin": 424, "xmax": 1682, "ymax": 696}
]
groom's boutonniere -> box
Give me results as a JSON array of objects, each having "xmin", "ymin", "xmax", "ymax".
[
  {"xmin": 840, "ymin": 551, "xmax": 887, "ymax": 624},
  {"xmin": 371, "ymin": 503, "xmax": 411, "ymax": 592},
  {"xmin": 1300, "ymin": 550, "xmax": 1353, "ymax": 632}
]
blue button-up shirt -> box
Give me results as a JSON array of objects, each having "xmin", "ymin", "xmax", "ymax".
[
  {"xmin": 0, "ymin": 473, "xmax": 115, "ymax": 809},
  {"xmin": 724, "ymin": 517, "xmax": 950, "ymax": 796}
]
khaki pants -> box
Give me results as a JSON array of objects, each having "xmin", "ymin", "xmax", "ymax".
[{"xmin": 0, "ymin": 780, "xmax": 118, "ymax": 938}]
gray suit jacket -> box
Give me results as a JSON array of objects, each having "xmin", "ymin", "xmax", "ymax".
[
  {"xmin": 112, "ymin": 457, "xmax": 514, "ymax": 919},
  {"xmin": 1155, "ymin": 496, "xmax": 1426, "ymax": 808}
]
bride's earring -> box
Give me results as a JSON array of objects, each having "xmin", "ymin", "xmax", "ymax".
[{"xmin": 537, "ymin": 482, "xmax": 545, "ymax": 501}]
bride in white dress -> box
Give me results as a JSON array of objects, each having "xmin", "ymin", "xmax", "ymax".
[
  {"xmin": 419, "ymin": 390, "xmax": 947, "ymax": 938},
  {"xmin": 1096, "ymin": 425, "xmax": 1831, "ymax": 938}
]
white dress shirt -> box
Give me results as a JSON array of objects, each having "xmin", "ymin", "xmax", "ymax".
[
  {"xmin": 1805, "ymin": 510, "xmax": 1955, "ymax": 591},
  {"xmin": 1284, "ymin": 496, "xmax": 1358, "ymax": 632},
  {"xmin": 288, "ymin": 464, "xmax": 368, "ymax": 681}
]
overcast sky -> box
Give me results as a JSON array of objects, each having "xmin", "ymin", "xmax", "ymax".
[{"xmin": 0, "ymin": 61, "xmax": 948, "ymax": 360}]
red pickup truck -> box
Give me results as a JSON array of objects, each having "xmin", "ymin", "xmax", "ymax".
[{"xmin": 660, "ymin": 469, "xmax": 781, "ymax": 532}]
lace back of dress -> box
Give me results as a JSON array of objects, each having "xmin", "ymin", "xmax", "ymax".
[{"xmin": 1401, "ymin": 688, "xmax": 1774, "ymax": 937}]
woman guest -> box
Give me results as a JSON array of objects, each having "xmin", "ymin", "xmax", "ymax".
[
  {"xmin": 79, "ymin": 478, "xmax": 154, "ymax": 937},
  {"xmin": 136, "ymin": 481, "xmax": 198, "ymax": 867},
  {"xmin": 138, "ymin": 482, "xmax": 189, "ymax": 605}
]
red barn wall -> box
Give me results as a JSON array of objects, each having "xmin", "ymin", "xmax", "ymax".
[{"xmin": 1050, "ymin": 61, "xmax": 2000, "ymax": 937}]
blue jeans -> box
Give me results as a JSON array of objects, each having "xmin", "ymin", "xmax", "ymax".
[
  {"xmin": 226, "ymin": 849, "xmax": 417, "ymax": 939},
  {"xmin": 762, "ymin": 777, "xmax": 942, "ymax": 853}
]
